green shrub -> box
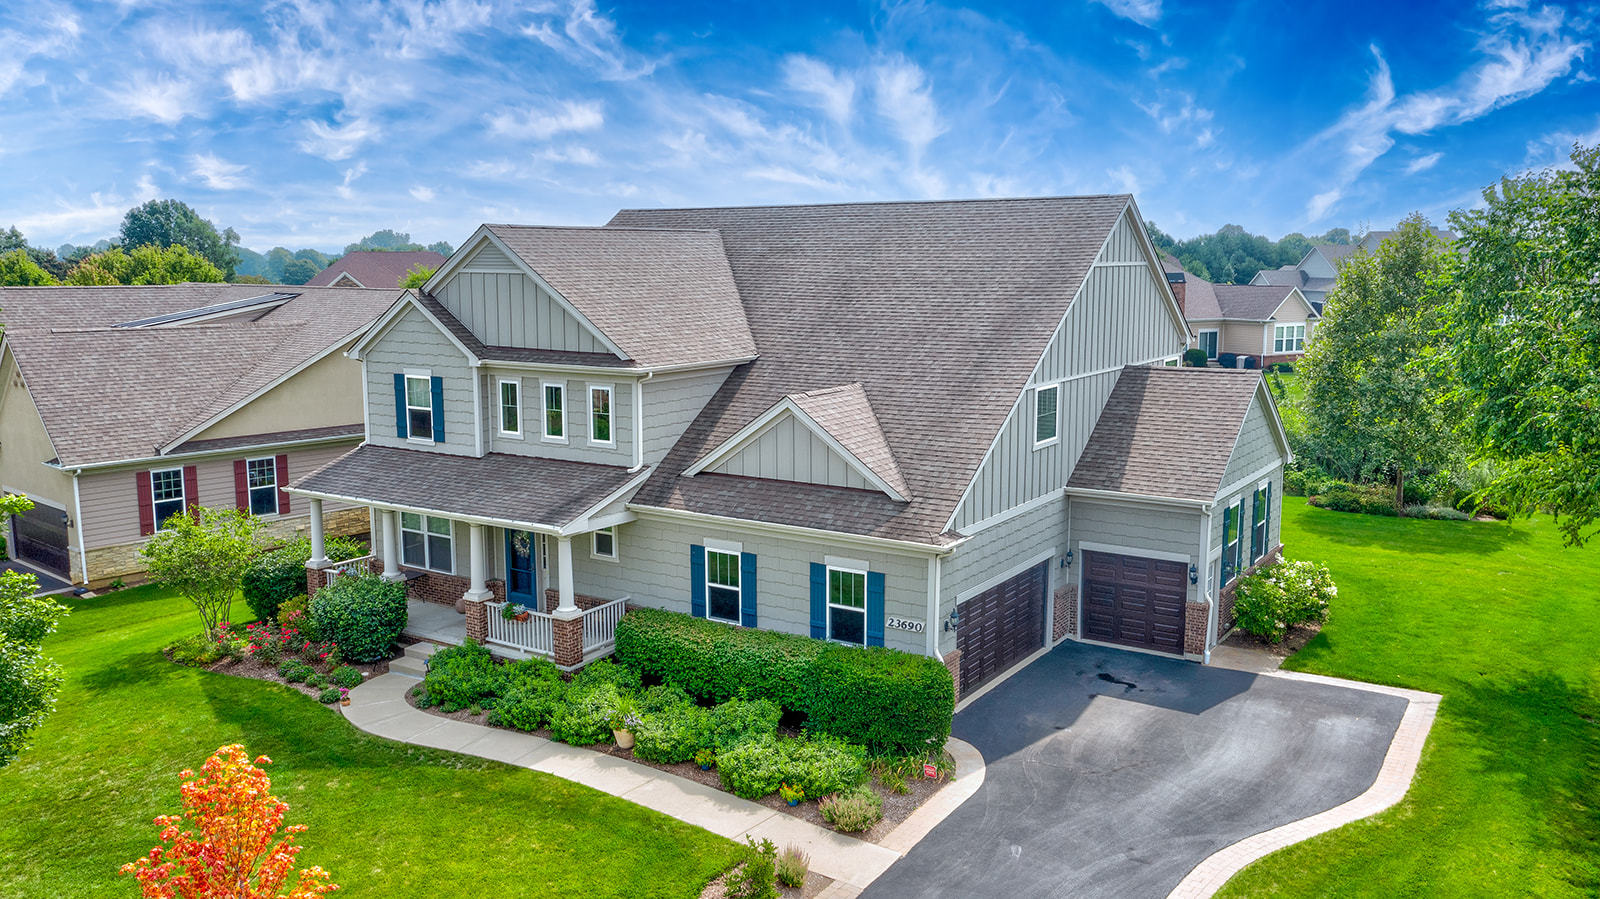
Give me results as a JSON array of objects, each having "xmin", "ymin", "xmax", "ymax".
[
  {"xmin": 277, "ymin": 659, "xmax": 313, "ymax": 683},
  {"xmin": 717, "ymin": 734, "xmax": 867, "ymax": 800},
  {"xmin": 775, "ymin": 845, "xmax": 808, "ymax": 890},
  {"xmin": 1182, "ymin": 347, "xmax": 1209, "ymax": 367},
  {"xmin": 717, "ymin": 737, "xmax": 788, "ymax": 799},
  {"xmin": 1233, "ymin": 559, "xmax": 1337, "ymax": 643},
  {"xmin": 1283, "ymin": 469, "xmax": 1307, "ymax": 497},
  {"xmin": 306, "ymin": 672, "xmax": 327, "ymax": 689},
  {"xmin": 504, "ymin": 656, "xmax": 563, "ymax": 688},
  {"xmin": 329, "ymin": 665, "xmax": 363, "ymax": 688},
  {"xmin": 420, "ymin": 641, "xmax": 504, "ymax": 712},
  {"xmin": 1404, "ymin": 504, "xmax": 1471, "ymax": 521},
  {"xmin": 615, "ymin": 608, "xmax": 953, "ymax": 753},
  {"xmin": 1310, "ymin": 482, "xmax": 1397, "ymax": 517},
  {"xmin": 573, "ymin": 658, "xmax": 643, "ymax": 693},
  {"xmin": 317, "ymin": 687, "xmax": 341, "ymax": 704},
  {"xmin": 632, "ymin": 701, "xmax": 710, "ymax": 764},
  {"xmin": 308, "ymin": 571, "xmax": 406, "ymax": 662},
  {"xmin": 549, "ymin": 680, "xmax": 623, "ymax": 745},
  {"xmin": 242, "ymin": 535, "xmax": 366, "ymax": 623},
  {"xmin": 165, "ymin": 633, "xmax": 221, "ymax": 666},
  {"xmin": 724, "ymin": 837, "xmax": 778, "ymax": 899},
  {"xmin": 489, "ymin": 677, "xmax": 568, "ymax": 731},
  {"xmin": 704, "ymin": 698, "xmax": 781, "ymax": 752},
  {"xmin": 638, "ymin": 683, "xmax": 694, "ymax": 714},
  {"xmin": 818, "ymin": 785, "xmax": 883, "ymax": 833}
]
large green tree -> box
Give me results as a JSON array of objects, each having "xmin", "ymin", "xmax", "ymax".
[
  {"xmin": 0, "ymin": 494, "xmax": 70, "ymax": 767},
  {"xmin": 1443, "ymin": 143, "xmax": 1600, "ymax": 545},
  {"xmin": 0, "ymin": 250, "xmax": 58, "ymax": 286},
  {"xmin": 1301, "ymin": 215, "xmax": 1461, "ymax": 511},
  {"xmin": 119, "ymin": 199, "xmax": 240, "ymax": 278},
  {"xmin": 64, "ymin": 244, "xmax": 224, "ymax": 285},
  {"xmin": 1146, "ymin": 222, "xmax": 1352, "ymax": 284}
]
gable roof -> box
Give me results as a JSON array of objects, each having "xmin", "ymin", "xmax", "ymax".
[
  {"xmin": 306, "ymin": 251, "xmax": 445, "ymax": 288},
  {"xmin": 1066, "ymin": 366, "xmax": 1275, "ymax": 503},
  {"xmin": 0, "ymin": 283, "xmax": 273, "ymax": 332},
  {"xmin": 1166, "ymin": 258, "xmax": 1311, "ymax": 322},
  {"xmin": 607, "ymin": 194, "xmax": 1137, "ymax": 543}
]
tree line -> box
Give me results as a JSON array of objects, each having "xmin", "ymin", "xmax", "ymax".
[{"xmin": 1145, "ymin": 221, "xmax": 1353, "ymax": 284}]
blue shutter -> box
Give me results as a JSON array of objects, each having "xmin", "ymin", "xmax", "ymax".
[
  {"xmin": 1265, "ymin": 482, "xmax": 1274, "ymax": 551},
  {"xmin": 393, "ymin": 373, "xmax": 407, "ymax": 438},
  {"xmin": 866, "ymin": 571, "xmax": 886, "ymax": 648},
  {"xmin": 689, "ymin": 545, "xmax": 706, "ymax": 618},
  {"xmin": 809, "ymin": 562, "xmax": 826, "ymax": 639},
  {"xmin": 740, "ymin": 552, "xmax": 758, "ymax": 628},
  {"xmin": 1250, "ymin": 488, "xmax": 1261, "ymax": 560},
  {"xmin": 430, "ymin": 376, "xmax": 445, "ymax": 443}
]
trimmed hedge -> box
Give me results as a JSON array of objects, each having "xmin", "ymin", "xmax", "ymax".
[
  {"xmin": 615, "ymin": 608, "xmax": 953, "ymax": 753},
  {"xmin": 308, "ymin": 571, "xmax": 406, "ymax": 662},
  {"xmin": 243, "ymin": 535, "xmax": 366, "ymax": 623}
]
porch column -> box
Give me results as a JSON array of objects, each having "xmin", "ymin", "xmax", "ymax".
[
  {"xmin": 307, "ymin": 498, "xmax": 328, "ymax": 567},
  {"xmin": 464, "ymin": 523, "xmax": 493, "ymax": 602},
  {"xmin": 380, "ymin": 509, "xmax": 401, "ymax": 581},
  {"xmin": 555, "ymin": 535, "xmax": 577, "ymax": 613}
]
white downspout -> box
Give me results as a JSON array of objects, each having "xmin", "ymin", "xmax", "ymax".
[
  {"xmin": 925, "ymin": 554, "xmax": 942, "ymax": 659},
  {"xmin": 71, "ymin": 471, "xmax": 88, "ymax": 586},
  {"xmin": 631, "ymin": 373, "xmax": 652, "ymax": 472},
  {"xmin": 471, "ymin": 363, "xmax": 485, "ymax": 456},
  {"xmin": 1200, "ymin": 505, "xmax": 1215, "ymax": 664}
]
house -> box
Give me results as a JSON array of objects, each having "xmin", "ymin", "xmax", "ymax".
[
  {"xmin": 1250, "ymin": 226, "xmax": 1456, "ymax": 313},
  {"xmin": 306, "ymin": 250, "xmax": 446, "ymax": 289},
  {"xmin": 1164, "ymin": 255, "xmax": 1320, "ymax": 367},
  {"xmin": 289, "ymin": 196, "xmax": 1292, "ymax": 698},
  {"xmin": 0, "ymin": 283, "xmax": 398, "ymax": 587}
]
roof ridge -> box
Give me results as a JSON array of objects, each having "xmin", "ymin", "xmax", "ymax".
[
  {"xmin": 613, "ymin": 193, "xmax": 1133, "ymax": 216},
  {"xmin": 486, "ymin": 223, "xmax": 723, "ymax": 236}
]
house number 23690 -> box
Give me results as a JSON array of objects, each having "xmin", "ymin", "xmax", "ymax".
[{"xmin": 886, "ymin": 616, "xmax": 925, "ymax": 633}]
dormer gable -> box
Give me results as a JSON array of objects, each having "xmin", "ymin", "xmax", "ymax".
[{"xmin": 686, "ymin": 383, "xmax": 911, "ymax": 502}]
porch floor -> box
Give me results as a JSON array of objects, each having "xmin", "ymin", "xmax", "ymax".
[{"xmin": 404, "ymin": 600, "xmax": 467, "ymax": 646}]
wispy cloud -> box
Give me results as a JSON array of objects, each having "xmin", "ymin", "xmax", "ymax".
[
  {"xmin": 784, "ymin": 55, "xmax": 856, "ymax": 125},
  {"xmin": 410, "ymin": 185, "xmax": 436, "ymax": 201},
  {"xmin": 486, "ymin": 100, "xmax": 605, "ymax": 139},
  {"xmin": 1091, "ymin": 0, "xmax": 1162, "ymax": 27},
  {"xmin": 300, "ymin": 116, "xmax": 380, "ymax": 161},
  {"xmin": 522, "ymin": 0, "xmax": 659, "ymax": 80},
  {"xmin": 189, "ymin": 153, "xmax": 247, "ymax": 189},
  {"xmin": 1404, "ymin": 152, "xmax": 1442, "ymax": 174}
]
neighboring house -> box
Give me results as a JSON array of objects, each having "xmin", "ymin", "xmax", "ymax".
[
  {"xmin": 1250, "ymin": 226, "xmax": 1456, "ymax": 313},
  {"xmin": 290, "ymin": 196, "xmax": 1292, "ymax": 698},
  {"xmin": 0, "ymin": 283, "xmax": 398, "ymax": 587},
  {"xmin": 307, "ymin": 250, "xmax": 446, "ymax": 289},
  {"xmin": 1163, "ymin": 255, "xmax": 1320, "ymax": 367}
]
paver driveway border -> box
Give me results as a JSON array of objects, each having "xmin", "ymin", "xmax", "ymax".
[{"xmin": 1166, "ymin": 670, "xmax": 1441, "ymax": 898}]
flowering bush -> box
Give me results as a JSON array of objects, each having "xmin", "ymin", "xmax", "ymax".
[
  {"xmin": 207, "ymin": 622, "xmax": 339, "ymax": 668},
  {"xmin": 1233, "ymin": 559, "xmax": 1337, "ymax": 643},
  {"xmin": 120, "ymin": 743, "xmax": 337, "ymax": 898}
]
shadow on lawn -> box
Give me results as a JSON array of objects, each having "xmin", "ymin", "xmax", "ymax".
[
  {"xmin": 1288, "ymin": 501, "xmax": 1532, "ymax": 555},
  {"xmin": 1451, "ymin": 672, "xmax": 1600, "ymax": 894}
]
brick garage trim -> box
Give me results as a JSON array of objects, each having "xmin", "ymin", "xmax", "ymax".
[
  {"xmin": 1052, "ymin": 584, "xmax": 1078, "ymax": 642},
  {"xmin": 1184, "ymin": 602, "xmax": 1210, "ymax": 656},
  {"xmin": 942, "ymin": 649, "xmax": 963, "ymax": 701}
]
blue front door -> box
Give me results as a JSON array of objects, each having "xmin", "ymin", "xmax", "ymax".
[{"xmin": 505, "ymin": 530, "xmax": 537, "ymax": 608}]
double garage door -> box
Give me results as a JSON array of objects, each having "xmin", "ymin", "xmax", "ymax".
[
  {"xmin": 957, "ymin": 561, "xmax": 1048, "ymax": 694},
  {"xmin": 1081, "ymin": 550, "xmax": 1187, "ymax": 654},
  {"xmin": 10, "ymin": 502, "xmax": 69, "ymax": 578}
]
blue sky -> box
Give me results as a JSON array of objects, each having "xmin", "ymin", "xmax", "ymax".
[{"xmin": 1, "ymin": 0, "xmax": 1595, "ymax": 253}]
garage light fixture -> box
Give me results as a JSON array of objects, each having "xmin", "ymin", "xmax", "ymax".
[
  {"xmin": 1063, "ymin": 549, "xmax": 1073, "ymax": 568},
  {"xmin": 1189, "ymin": 563, "xmax": 1198, "ymax": 585},
  {"xmin": 944, "ymin": 607, "xmax": 960, "ymax": 632}
]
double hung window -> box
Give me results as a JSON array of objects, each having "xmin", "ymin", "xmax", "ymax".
[
  {"xmin": 246, "ymin": 458, "xmax": 278, "ymax": 516},
  {"xmin": 589, "ymin": 385, "xmax": 613, "ymax": 445},
  {"xmin": 705, "ymin": 548, "xmax": 740, "ymax": 623},
  {"xmin": 827, "ymin": 566, "xmax": 868, "ymax": 645},
  {"xmin": 400, "ymin": 513, "xmax": 454, "ymax": 573},
  {"xmin": 499, "ymin": 379, "xmax": 521, "ymax": 437},
  {"xmin": 1034, "ymin": 384, "xmax": 1059, "ymax": 447},
  {"xmin": 151, "ymin": 468, "xmax": 185, "ymax": 529},
  {"xmin": 543, "ymin": 382, "xmax": 566, "ymax": 441},
  {"xmin": 405, "ymin": 374, "xmax": 433, "ymax": 441},
  {"xmin": 1273, "ymin": 324, "xmax": 1306, "ymax": 353},
  {"xmin": 592, "ymin": 526, "xmax": 617, "ymax": 561}
]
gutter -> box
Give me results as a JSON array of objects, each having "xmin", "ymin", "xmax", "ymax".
[
  {"xmin": 629, "ymin": 503, "xmax": 963, "ymax": 557},
  {"xmin": 45, "ymin": 430, "xmax": 364, "ymax": 474},
  {"xmin": 1062, "ymin": 486, "xmax": 1212, "ymax": 511}
]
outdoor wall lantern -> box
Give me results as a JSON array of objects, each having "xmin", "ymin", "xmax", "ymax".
[
  {"xmin": 1062, "ymin": 549, "xmax": 1074, "ymax": 568},
  {"xmin": 1189, "ymin": 563, "xmax": 1199, "ymax": 585},
  {"xmin": 944, "ymin": 607, "xmax": 960, "ymax": 632}
]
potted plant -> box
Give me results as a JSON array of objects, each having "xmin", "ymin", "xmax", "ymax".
[
  {"xmin": 609, "ymin": 696, "xmax": 639, "ymax": 750},
  {"xmin": 779, "ymin": 783, "xmax": 805, "ymax": 807},
  {"xmin": 694, "ymin": 748, "xmax": 715, "ymax": 771},
  {"xmin": 500, "ymin": 602, "xmax": 518, "ymax": 621},
  {"xmin": 339, "ymin": 687, "xmax": 351, "ymax": 707}
]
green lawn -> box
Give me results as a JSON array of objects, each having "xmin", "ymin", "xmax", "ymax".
[
  {"xmin": 0, "ymin": 586, "xmax": 739, "ymax": 897},
  {"xmin": 1220, "ymin": 502, "xmax": 1600, "ymax": 897}
]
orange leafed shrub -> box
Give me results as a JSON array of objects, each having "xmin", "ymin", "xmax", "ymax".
[{"xmin": 120, "ymin": 744, "xmax": 338, "ymax": 898}]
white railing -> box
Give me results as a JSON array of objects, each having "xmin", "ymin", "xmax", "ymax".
[
  {"xmin": 582, "ymin": 597, "xmax": 629, "ymax": 653},
  {"xmin": 324, "ymin": 555, "xmax": 376, "ymax": 581},
  {"xmin": 484, "ymin": 601, "xmax": 554, "ymax": 657}
]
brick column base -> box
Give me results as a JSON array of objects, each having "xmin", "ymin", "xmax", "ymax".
[
  {"xmin": 942, "ymin": 649, "xmax": 963, "ymax": 702},
  {"xmin": 552, "ymin": 614, "xmax": 584, "ymax": 669},
  {"xmin": 1053, "ymin": 584, "xmax": 1078, "ymax": 642},
  {"xmin": 1185, "ymin": 602, "xmax": 1210, "ymax": 656},
  {"xmin": 464, "ymin": 597, "xmax": 488, "ymax": 643},
  {"xmin": 543, "ymin": 588, "xmax": 610, "ymax": 612}
]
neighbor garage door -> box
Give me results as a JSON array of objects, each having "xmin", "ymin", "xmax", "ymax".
[
  {"xmin": 1081, "ymin": 551, "xmax": 1187, "ymax": 654},
  {"xmin": 11, "ymin": 501, "xmax": 69, "ymax": 578},
  {"xmin": 957, "ymin": 561, "xmax": 1047, "ymax": 694}
]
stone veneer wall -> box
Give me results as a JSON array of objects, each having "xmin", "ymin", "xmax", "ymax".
[{"xmin": 1053, "ymin": 584, "xmax": 1078, "ymax": 642}]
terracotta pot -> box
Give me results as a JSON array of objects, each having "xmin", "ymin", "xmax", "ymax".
[
  {"xmin": 514, "ymin": 611, "xmax": 531, "ymax": 622},
  {"xmin": 613, "ymin": 729, "xmax": 635, "ymax": 750},
  {"xmin": 340, "ymin": 698, "xmax": 351, "ymax": 707}
]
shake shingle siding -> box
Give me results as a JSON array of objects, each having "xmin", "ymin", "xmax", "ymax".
[
  {"xmin": 641, "ymin": 368, "xmax": 735, "ymax": 465},
  {"xmin": 1210, "ymin": 396, "xmax": 1286, "ymax": 557},
  {"xmin": 480, "ymin": 368, "xmax": 634, "ymax": 465},
  {"xmin": 363, "ymin": 305, "xmax": 477, "ymax": 456}
]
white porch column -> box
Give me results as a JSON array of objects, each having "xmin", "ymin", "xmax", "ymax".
[
  {"xmin": 555, "ymin": 535, "xmax": 577, "ymax": 613},
  {"xmin": 307, "ymin": 498, "xmax": 328, "ymax": 567},
  {"xmin": 465, "ymin": 522, "xmax": 492, "ymax": 602},
  {"xmin": 380, "ymin": 509, "xmax": 401, "ymax": 581}
]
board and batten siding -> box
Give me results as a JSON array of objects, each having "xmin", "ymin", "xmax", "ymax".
[
  {"xmin": 641, "ymin": 368, "xmax": 734, "ymax": 465},
  {"xmin": 1210, "ymin": 393, "xmax": 1287, "ymax": 558},
  {"xmin": 567, "ymin": 513, "xmax": 931, "ymax": 655},
  {"xmin": 1069, "ymin": 498, "xmax": 1204, "ymax": 606},
  {"xmin": 363, "ymin": 305, "xmax": 477, "ymax": 457},
  {"xmin": 951, "ymin": 210, "xmax": 1187, "ymax": 530},
  {"xmin": 707, "ymin": 412, "xmax": 873, "ymax": 491},
  {"xmin": 481, "ymin": 368, "xmax": 634, "ymax": 465},
  {"xmin": 435, "ymin": 243, "xmax": 610, "ymax": 354},
  {"xmin": 75, "ymin": 442, "xmax": 361, "ymax": 549},
  {"xmin": 939, "ymin": 495, "xmax": 1069, "ymax": 655}
]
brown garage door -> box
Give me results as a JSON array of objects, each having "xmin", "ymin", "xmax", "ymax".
[
  {"xmin": 1081, "ymin": 551, "xmax": 1187, "ymax": 653},
  {"xmin": 957, "ymin": 561, "xmax": 1047, "ymax": 694},
  {"xmin": 11, "ymin": 501, "xmax": 69, "ymax": 578}
]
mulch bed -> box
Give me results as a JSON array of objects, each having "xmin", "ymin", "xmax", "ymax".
[
  {"xmin": 699, "ymin": 867, "xmax": 833, "ymax": 898},
  {"xmin": 166, "ymin": 650, "xmax": 391, "ymax": 705},
  {"xmin": 402, "ymin": 685, "xmax": 952, "ymax": 846},
  {"xmin": 1222, "ymin": 620, "xmax": 1323, "ymax": 661}
]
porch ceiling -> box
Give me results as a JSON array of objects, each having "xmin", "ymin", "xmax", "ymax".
[{"xmin": 288, "ymin": 444, "xmax": 643, "ymax": 532}]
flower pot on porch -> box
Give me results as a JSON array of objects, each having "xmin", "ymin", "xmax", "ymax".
[
  {"xmin": 454, "ymin": 597, "xmax": 467, "ymax": 614},
  {"xmin": 514, "ymin": 611, "xmax": 531, "ymax": 622},
  {"xmin": 613, "ymin": 729, "xmax": 635, "ymax": 750}
]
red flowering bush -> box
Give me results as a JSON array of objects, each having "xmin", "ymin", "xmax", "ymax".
[
  {"xmin": 206, "ymin": 623, "xmax": 339, "ymax": 668},
  {"xmin": 120, "ymin": 743, "xmax": 338, "ymax": 898}
]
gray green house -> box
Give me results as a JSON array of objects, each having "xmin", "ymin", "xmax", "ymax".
[{"xmin": 290, "ymin": 195, "xmax": 1292, "ymax": 698}]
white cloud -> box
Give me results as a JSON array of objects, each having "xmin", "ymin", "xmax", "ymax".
[
  {"xmin": 189, "ymin": 153, "xmax": 248, "ymax": 190},
  {"xmin": 874, "ymin": 57, "xmax": 946, "ymax": 156},
  {"xmin": 486, "ymin": 100, "xmax": 605, "ymax": 139},
  {"xmin": 1136, "ymin": 91, "xmax": 1217, "ymax": 148},
  {"xmin": 1091, "ymin": 0, "xmax": 1162, "ymax": 27},
  {"xmin": 537, "ymin": 146, "xmax": 601, "ymax": 165},
  {"xmin": 108, "ymin": 75, "xmax": 201, "ymax": 124},
  {"xmin": 521, "ymin": 0, "xmax": 658, "ymax": 80},
  {"xmin": 1522, "ymin": 116, "xmax": 1600, "ymax": 170},
  {"xmin": 410, "ymin": 185, "xmax": 436, "ymax": 201},
  {"xmin": 335, "ymin": 162, "xmax": 367, "ymax": 200},
  {"xmin": 1405, "ymin": 152, "xmax": 1442, "ymax": 174},
  {"xmin": 300, "ymin": 116, "xmax": 379, "ymax": 161},
  {"xmin": 783, "ymin": 55, "xmax": 856, "ymax": 125},
  {"xmin": 1106, "ymin": 164, "xmax": 1140, "ymax": 194}
]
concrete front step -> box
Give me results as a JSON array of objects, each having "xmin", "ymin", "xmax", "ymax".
[
  {"xmin": 389, "ymin": 655, "xmax": 427, "ymax": 679},
  {"xmin": 404, "ymin": 641, "xmax": 443, "ymax": 660}
]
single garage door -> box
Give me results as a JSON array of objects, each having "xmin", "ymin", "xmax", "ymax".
[
  {"xmin": 957, "ymin": 561, "xmax": 1047, "ymax": 694},
  {"xmin": 1081, "ymin": 551, "xmax": 1187, "ymax": 653},
  {"xmin": 11, "ymin": 501, "xmax": 69, "ymax": 578}
]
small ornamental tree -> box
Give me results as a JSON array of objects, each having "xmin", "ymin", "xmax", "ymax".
[
  {"xmin": 120, "ymin": 744, "xmax": 338, "ymax": 898},
  {"xmin": 0, "ymin": 494, "xmax": 70, "ymax": 767},
  {"xmin": 399, "ymin": 263, "xmax": 436, "ymax": 289},
  {"xmin": 140, "ymin": 507, "xmax": 264, "ymax": 635}
]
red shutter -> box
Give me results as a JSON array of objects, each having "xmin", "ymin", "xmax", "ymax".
[
  {"xmin": 275, "ymin": 454, "xmax": 290, "ymax": 513},
  {"xmin": 136, "ymin": 472, "xmax": 155, "ymax": 536},
  {"xmin": 233, "ymin": 460, "xmax": 249, "ymax": 511},
  {"xmin": 182, "ymin": 465, "xmax": 199, "ymax": 521}
]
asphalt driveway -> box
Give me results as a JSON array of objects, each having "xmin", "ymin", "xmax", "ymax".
[{"xmin": 866, "ymin": 642, "xmax": 1408, "ymax": 899}]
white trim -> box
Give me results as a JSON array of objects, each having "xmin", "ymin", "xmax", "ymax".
[
  {"xmin": 1199, "ymin": 510, "xmax": 1215, "ymax": 658},
  {"xmin": 630, "ymin": 374, "xmax": 648, "ymax": 472},
  {"xmin": 703, "ymin": 544, "xmax": 742, "ymax": 624},
  {"xmin": 148, "ymin": 466, "xmax": 186, "ymax": 531},
  {"xmin": 1092, "ymin": 260, "xmax": 1151, "ymax": 267},
  {"xmin": 496, "ymin": 376, "xmax": 523, "ymax": 439},
  {"xmin": 960, "ymin": 490, "xmax": 1063, "ymax": 536},
  {"xmin": 399, "ymin": 511, "xmax": 455, "ymax": 574},
  {"xmin": 1032, "ymin": 383, "xmax": 1060, "ymax": 449},
  {"xmin": 244, "ymin": 455, "xmax": 280, "ymax": 517},
  {"xmin": 824, "ymin": 554, "xmax": 869, "ymax": 571},
  {"xmin": 558, "ymin": 467, "xmax": 653, "ymax": 536},
  {"xmin": 587, "ymin": 383, "xmax": 615, "ymax": 447},
  {"xmin": 1062, "ymin": 487, "xmax": 1211, "ymax": 510},
  {"xmin": 1077, "ymin": 541, "xmax": 1192, "ymax": 565},
  {"xmin": 1215, "ymin": 459, "xmax": 1285, "ymax": 505},
  {"xmin": 925, "ymin": 554, "xmax": 942, "ymax": 658},
  {"xmin": 484, "ymin": 355, "xmax": 755, "ymax": 377},
  {"xmin": 590, "ymin": 525, "xmax": 618, "ymax": 562},
  {"xmin": 1272, "ymin": 322, "xmax": 1307, "ymax": 354},
  {"xmin": 471, "ymin": 368, "xmax": 484, "ymax": 456},
  {"xmin": 824, "ymin": 561, "xmax": 869, "ymax": 646},
  {"xmin": 704, "ymin": 537, "xmax": 743, "ymax": 555},
  {"xmin": 361, "ymin": 363, "xmax": 371, "ymax": 444},
  {"xmin": 287, "ymin": 489, "xmax": 565, "ymax": 535},
  {"xmin": 954, "ymin": 548, "xmax": 1056, "ymax": 604},
  {"xmin": 347, "ymin": 290, "xmax": 479, "ymax": 364},
  {"xmin": 540, "ymin": 379, "xmax": 568, "ymax": 444},
  {"xmin": 402, "ymin": 369, "xmax": 435, "ymax": 445},
  {"xmin": 1197, "ymin": 328, "xmax": 1220, "ymax": 360},
  {"xmin": 48, "ymin": 431, "xmax": 360, "ymax": 474},
  {"xmin": 2, "ymin": 488, "xmax": 67, "ymax": 511},
  {"xmin": 629, "ymin": 503, "xmax": 957, "ymax": 556},
  {"xmin": 72, "ymin": 473, "xmax": 87, "ymax": 585}
]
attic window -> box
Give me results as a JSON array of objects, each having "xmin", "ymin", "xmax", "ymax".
[{"xmin": 1034, "ymin": 384, "xmax": 1059, "ymax": 448}]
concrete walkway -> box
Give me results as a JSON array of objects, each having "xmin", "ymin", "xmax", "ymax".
[{"xmin": 343, "ymin": 646, "xmax": 984, "ymax": 896}]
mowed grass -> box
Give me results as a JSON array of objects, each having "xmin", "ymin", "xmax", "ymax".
[
  {"xmin": 0, "ymin": 586, "xmax": 739, "ymax": 897},
  {"xmin": 1219, "ymin": 502, "xmax": 1600, "ymax": 897}
]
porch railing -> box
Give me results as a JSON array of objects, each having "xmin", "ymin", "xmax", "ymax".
[
  {"xmin": 484, "ymin": 601, "xmax": 554, "ymax": 657},
  {"xmin": 324, "ymin": 555, "xmax": 376, "ymax": 581},
  {"xmin": 582, "ymin": 597, "xmax": 629, "ymax": 654}
]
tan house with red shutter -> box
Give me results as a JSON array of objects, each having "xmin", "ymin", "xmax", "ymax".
[{"xmin": 0, "ymin": 283, "xmax": 397, "ymax": 588}]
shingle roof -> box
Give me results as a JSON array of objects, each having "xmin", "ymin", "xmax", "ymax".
[
  {"xmin": 4, "ymin": 284, "xmax": 398, "ymax": 466},
  {"xmin": 786, "ymin": 383, "xmax": 910, "ymax": 501},
  {"xmin": 0, "ymin": 283, "xmax": 273, "ymax": 332},
  {"xmin": 290, "ymin": 444, "xmax": 641, "ymax": 529},
  {"xmin": 607, "ymin": 195, "xmax": 1135, "ymax": 542},
  {"xmin": 307, "ymin": 251, "xmax": 445, "ymax": 288},
  {"xmin": 481, "ymin": 225, "xmax": 755, "ymax": 368},
  {"xmin": 1251, "ymin": 268, "xmax": 1305, "ymax": 288},
  {"xmin": 1168, "ymin": 260, "xmax": 1307, "ymax": 322},
  {"xmin": 1067, "ymin": 366, "xmax": 1266, "ymax": 502}
]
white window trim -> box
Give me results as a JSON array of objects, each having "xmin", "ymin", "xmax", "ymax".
[
  {"xmin": 825, "ymin": 562, "xmax": 869, "ymax": 647},
  {"xmin": 497, "ymin": 376, "xmax": 523, "ymax": 439},
  {"xmin": 540, "ymin": 380, "xmax": 568, "ymax": 444},
  {"xmin": 400, "ymin": 513, "xmax": 455, "ymax": 574},
  {"xmin": 245, "ymin": 456, "xmax": 279, "ymax": 517},
  {"xmin": 404, "ymin": 368, "xmax": 435, "ymax": 445},
  {"xmin": 704, "ymin": 546, "xmax": 741, "ymax": 624},
  {"xmin": 150, "ymin": 467, "xmax": 185, "ymax": 531},
  {"xmin": 591, "ymin": 526, "xmax": 618, "ymax": 562},
  {"xmin": 1033, "ymin": 383, "xmax": 1060, "ymax": 450},
  {"xmin": 1198, "ymin": 328, "xmax": 1220, "ymax": 359},
  {"xmin": 588, "ymin": 383, "xmax": 615, "ymax": 447},
  {"xmin": 1272, "ymin": 323, "xmax": 1306, "ymax": 354}
]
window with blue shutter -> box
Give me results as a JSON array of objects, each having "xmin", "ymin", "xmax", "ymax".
[
  {"xmin": 740, "ymin": 552, "xmax": 758, "ymax": 628},
  {"xmin": 430, "ymin": 375, "xmax": 445, "ymax": 443},
  {"xmin": 809, "ymin": 563, "xmax": 826, "ymax": 639},
  {"xmin": 866, "ymin": 571, "xmax": 886, "ymax": 647},
  {"xmin": 689, "ymin": 545, "xmax": 706, "ymax": 618},
  {"xmin": 392, "ymin": 373, "xmax": 407, "ymax": 439}
]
